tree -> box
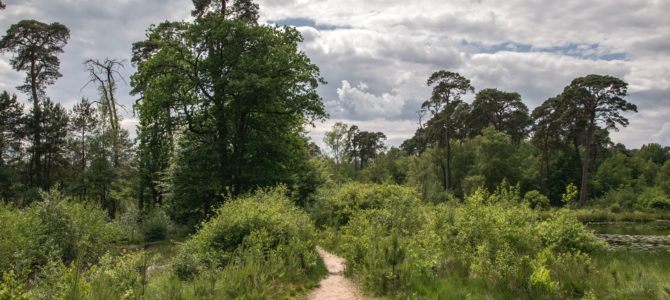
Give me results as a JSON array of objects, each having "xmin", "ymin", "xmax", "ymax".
[
  {"xmin": 422, "ymin": 71, "xmax": 474, "ymax": 190},
  {"xmin": 83, "ymin": 58, "xmax": 125, "ymax": 167},
  {"xmin": 0, "ymin": 91, "xmax": 24, "ymax": 165},
  {"xmin": 563, "ymin": 74, "xmax": 637, "ymax": 207},
  {"xmin": 0, "ymin": 91, "xmax": 24, "ymax": 202},
  {"xmin": 69, "ymin": 98, "xmax": 97, "ymax": 172},
  {"xmin": 531, "ymin": 96, "xmax": 563, "ymax": 193},
  {"xmin": 191, "ymin": 0, "xmax": 259, "ymax": 22},
  {"xmin": 636, "ymin": 143, "xmax": 669, "ymax": 166},
  {"xmin": 324, "ymin": 122, "xmax": 349, "ymax": 164},
  {"xmin": 471, "ymin": 88, "xmax": 530, "ymax": 144},
  {"xmin": 131, "ymin": 1, "xmax": 326, "ymax": 219},
  {"xmin": 348, "ymin": 127, "xmax": 386, "ymax": 169},
  {"xmin": 23, "ymin": 98, "xmax": 69, "ymax": 189},
  {"xmin": 0, "ymin": 20, "xmax": 70, "ymax": 186}
]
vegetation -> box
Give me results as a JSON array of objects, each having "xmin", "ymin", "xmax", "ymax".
[{"xmin": 0, "ymin": 0, "xmax": 668, "ymax": 298}]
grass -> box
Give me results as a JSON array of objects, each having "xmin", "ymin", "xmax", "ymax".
[
  {"xmin": 588, "ymin": 250, "xmax": 670, "ymax": 299},
  {"xmin": 377, "ymin": 250, "xmax": 670, "ymax": 300}
]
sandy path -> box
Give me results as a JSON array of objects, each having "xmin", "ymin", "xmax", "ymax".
[{"xmin": 307, "ymin": 246, "xmax": 367, "ymax": 300}]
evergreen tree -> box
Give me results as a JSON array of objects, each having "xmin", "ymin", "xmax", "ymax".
[{"xmin": 0, "ymin": 20, "xmax": 70, "ymax": 186}]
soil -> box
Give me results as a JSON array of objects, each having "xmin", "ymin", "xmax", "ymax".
[{"xmin": 307, "ymin": 246, "xmax": 368, "ymax": 300}]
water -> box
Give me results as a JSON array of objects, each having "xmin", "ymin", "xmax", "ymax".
[
  {"xmin": 587, "ymin": 220, "xmax": 670, "ymax": 250},
  {"xmin": 586, "ymin": 220, "xmax": 670, "ymax": 236}
]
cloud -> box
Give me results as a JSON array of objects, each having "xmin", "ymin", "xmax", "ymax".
[
  {"xmin": 331, "ymin": 80, "xmax": 405, "ymax": 119},
  {"xmin": 1, "ymin": 0, "xmax": 668, "ymax": 149}
]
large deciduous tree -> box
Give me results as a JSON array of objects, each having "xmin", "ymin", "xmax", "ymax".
[
  {"xmin": 423, "ymin": 71, "xmax": 474, "ymax": 190},
  {"xmin": 563, "ymin": 75, "xmax": 637, "ymax": 207},
  {"xmin": 131, "ymin": 0, "xmax": 326, "ymax": 219},
  {"xmin": 0, "ymin": 20, "xmax": 69, "ymax": 186}
]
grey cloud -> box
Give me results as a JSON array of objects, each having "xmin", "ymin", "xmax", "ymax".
[{"xmin": 1, "ymin": 0, "xmax": 669, "ymax": 148}]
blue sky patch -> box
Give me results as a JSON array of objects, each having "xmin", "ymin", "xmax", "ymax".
[
  {"xmin": 270, "ymin": 18, "xmax": 348, "ymax": 31},
  {"xmin": 463, "ymin": 40, "xmax": 627, "ymax": 61}
]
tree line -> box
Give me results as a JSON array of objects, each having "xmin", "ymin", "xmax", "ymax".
[
  {"xmin": 1, "ymin": 0, "xmax": 667, "ymax": 227},
  {"xmin": 323, "ymin": 71, "xmax": 669, "ymax": 209},
  {"xmin": 1, "ymin": 0, "xmax": 327, "ymax": 226},
  {"xmin": 0, "ymin": 20, "xmax": 134, "ymax": 216}
]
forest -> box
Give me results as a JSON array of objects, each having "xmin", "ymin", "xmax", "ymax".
[{"xmin": 1, "ymin": 0, "xmax": 669, "ymax": 299}]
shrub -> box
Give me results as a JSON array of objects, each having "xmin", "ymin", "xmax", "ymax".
[
  {"xmin": 310, "ymin": 182, "xmax": 423, "ymax": 229},
  {"xmin": 0, "ymin": 189, "xmax": 122, "ymax": 276},
  {"xmin": 329, "ymin": 183, "xmax": 609, "ymax": 297},
  {"xmin": 32, "ymin": 189, "xmax": 124, "ymax": 263},
  {"xmin": 87, "ymin": 251, "xmax": 154, "ymax": 299},
  {"xmin": 141, "ymin": 208, "xmax": 173, "ymax": 242},
  {"xmin": 0, "ymin": 204, "xmax": 46, "ymax": 274},
  {"xmin": 0, "ymin": 269, "xmax": 31, "ymax": 300},
  {"xmin": 524, "ymin": 190, "xmax": 551, "ymax": 210},
  {"xmin": 335, "ymin": 187, "xmax": 425, "ymax": 294},
  {"xmin": 172, "ymin": 186, "xmax": 322, "ymax": 296},
  {"xmin": 637, "ymin": 186, "xmax": 670, "ymax": 209},
  {"xmin": 117, "ymin": 207, "xmax": 142, "ymax": 243},
  {"xmin": 537, "ymin": 213, "xmax": 607, "ymax": 253}
]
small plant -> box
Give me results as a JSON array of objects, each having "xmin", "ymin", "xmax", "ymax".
[
  {"xmin": 0, "ymin": 269, "xmax": 31, "ymax": 300},
  {"xmin": 562, "ymin": 183, "xmax": 579, "ymax": 208}
]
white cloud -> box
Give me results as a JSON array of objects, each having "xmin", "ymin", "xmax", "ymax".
[
  {"xmin": 1, "ymin": 0, "xmax": 668, "ymax": 148},
  {"xmin": 332, "ymin": 80, "xmax": 405, "ymax": 119}
]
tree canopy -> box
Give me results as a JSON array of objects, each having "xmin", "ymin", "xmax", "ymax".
[{"xmin": 131, "ymin": 9, "xmax": 326, "ymax": 220}]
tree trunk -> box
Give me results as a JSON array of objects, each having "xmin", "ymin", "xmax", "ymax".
[
  {"xmin": 539, "ymin": 129, "xmax": 549, "ymax": 192},
  {"xmin": 30, "ymin": 62, "xmax": 41, "ymax": 187},
  {"xmin": 444, "ymin": 101, "xmax": 451, "ymax": 190},
  {"xmin": 579, "ymin": 121, "xmax": 594, "ymax": 207}
]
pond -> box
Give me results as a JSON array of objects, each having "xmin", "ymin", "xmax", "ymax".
[
  {"xmin": 586, "ymin": 219, "xmax": 670, "ymax": 236},
  {"xmin": 586, "ymin": 220, "xmax": 670, "ymax": 251}
]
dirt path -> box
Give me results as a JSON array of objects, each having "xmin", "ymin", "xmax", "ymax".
[{"xmin": 307, "ymin": 246, "xmax": 367, "ymax": 300}]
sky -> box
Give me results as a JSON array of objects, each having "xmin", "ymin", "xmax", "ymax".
[{"xmin": 1, "ymin": 0, "xmax": 669, "ymax": 150}]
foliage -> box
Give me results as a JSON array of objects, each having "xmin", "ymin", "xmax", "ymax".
[
  {"xmin": 470, "ymin": 88, "xmax": 531, "ymax": 144},
  {"xmin": 132, "ymin": 9, "xmax": 326, "ymax": 217},
  {"xmin": 524, "ymin": 190, "xmax": 551, "ymax": 210},
  {"xmin": 0, "ymin": 269, "xmax": 31, "ymax": 300},
  {"xmin": 322, "ymin": 183, "xmax": 607, "ymax": 298},
  {"xmin": 172, "ymin": 186, "xmax": 322, "ymax": 296},
  {"xmin": 0, "ymin": 189, "xmax": 122, "ymax": 277},
  {"xmin": 310, "ymin": 183, "xmax": 423, "ymax": 229},
  {"xmin": 141, "ymin": 208, "xmax": 173, "ymax": 242}
]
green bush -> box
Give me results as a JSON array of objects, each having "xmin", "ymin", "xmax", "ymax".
[
  {"xmin": 537, "ymin": 213, "xmax": 607, "ymax": 253},
  {"xmin": 637, "ymin": 186, "xmax": 670, "ymax": 209},
  {"xmin": 0, "ymin": 204, "xmax": 46, "ymax": 274},
  {"xmin": 0, "ymin": 189, "xmax": 123, "ymax": 277},
  {"xmin": 32, "ymin": 189, "xmax": 124, "ymax": 263},
  {"xmin": 141, "ymin": 208, "xmax": 173, "ymax": 242},
  {"xmin": 524, "ymin": 190, "xmax": 551, "ymax": 210},
  {"xmin": 334, "ymin": 186, "xmax": 425, "ymax": 294},
  {"xmin": 0, "ymin": 269, "xmax": 31, "ymax": 300},
  {"xmin": 87, "ymin": 251, "xmax": 154, "ymax": 299},
  {"xmin": 172, "ymin": 186, "xmax": 323, "ymax": 297},
  {"xmin": 310, "ymin": 182, "xmax": 423, "ymax": 229},
  {"xmin": 326, "ymin": 183, "xmax": 608, "ymax": 297},
  {"xmin": 117, "ymin": 207, "xmax": 143, "ymax": 243}
]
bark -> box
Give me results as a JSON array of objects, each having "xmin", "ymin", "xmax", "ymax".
[
  {"xmin": 444, "ymin": 99, "xmax": 451, "ymax": 190},
  {"xmin": 30, "ymin": 61, "xmax": 41, "ymax": 187},
  {"xmin": 579, "ymin": 119, "xmax": 594, "ymax": 207}
]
